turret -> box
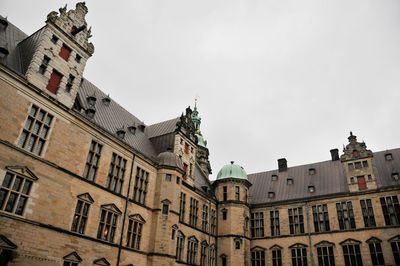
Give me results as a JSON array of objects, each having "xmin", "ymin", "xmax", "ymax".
[
  {"xmin": 341, "ymin": 132, "xmax": 376, "ymax": 192},
  {"xmin": 214, "ymin": 161, "xmax": 252, "ymax": 266},
  {"xmin": 20, "ymin": 2, "xmax": 94, "ymax": 108}
]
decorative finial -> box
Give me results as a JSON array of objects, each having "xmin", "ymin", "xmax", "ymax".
[
  {"xmin": 350, "ymin": 131, "xmax": 353, "ymax": 136},
  {"xmin": 230, "ymin": 161, "xmax": 234, "ymax": 164},
  {"xmin": 195, "ymin": 94, "xmax": 200, "ymax": 108}
]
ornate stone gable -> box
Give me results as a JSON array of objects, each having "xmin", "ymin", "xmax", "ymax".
[
  {"xmin": 176, "ymin": 107, "xmax": 197, "ymax": 143},
  {"xmin": 340, "ymin": 132, "xmax": 373, "ymax": 162},
  {"xmin": 47, "ymin": 2, "xmax": 94, "ymax": 55}
]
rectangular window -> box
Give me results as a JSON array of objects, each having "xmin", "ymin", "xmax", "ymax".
[
  {"xmin": 272, "ymin": 249, "xmax": 282, "ymax": 266},
  {"xmin": 183, "ymin": 163, "xmax": 188, "ymax": 179},
  {"xmin": 317, "ymin": 246, "xmax": 335, "ymax": 266},
  {"xmin": 63, "ymin": 261, "xmax": 78, "ymax": 266},
  {"xmin": 235, "ymin": 186, "xmax": 240, "ymax": 201},
  {"xmin": 289, "ymin": 207, "xmax": 305, "ymax": 234},
  {"xmin": 166, "ymin": 173, "xmax": 172, "ymax": 182},
  {"xmin": 391, "ymin": 240, "xmax": 400, "ymax": 265},
  {"xmin": 210, "ymin": 246, "xmax": 216, "ymax": 266},
  {"xmin": 380, "ymin": 195, "xmax": 400, "ymax": 225},
  {"xmin": 355, "ymin": 162, "xmax": 362, "ymax": 169},
  {"xmin": 39, "ymin": 55, "xmax": 50, "ymax": 74},
  {"xmin": 250, "ymin": 212, "xmax": 264, "ymax": 237},
  {"xmin": 126, "ymin": 219, "xmax": 143, "ymax": 250},
  {"xmin": 66, "ymin": 74, "xmax": 75, "ymax": 92},
  {"xmin": 362, "ymin": 160, "xmax": 368, "ymax": 167},
  {"xmin": 189, "ymin": 198, "xmax": 199, "ymax": 227},
  {"xmin": 179, "ymin": 193, "xmax": 186, "ymax": 222},
  {"xmin": 133, "ymin": 167, "xmax": 149, "ymax": 204},
  {"xmin": 71, "ymin": 199, "xmax": 90, "ymax": 234},
  {"xmin": 202, "ymin": 204, "xmax": 209, "ymax": 232},
  {"xmin": 336, "ymin": 201, "xmax": 356, "ymax": 230},
  {"xmin": 106, "ymin": 153, "xmax": 127, "ymax": 194},
  {"xmin": 312, "ymin": 204, "xmax": 330, "ymax": 232},
  {"xmin": 75, "ymin": 54, "xmax": 81, "ymax": 63},
  {"xmin": 184, "ymin": 143, "xmax": 189, "ymax": 154},
  {"xmin": 18, "ymin": 104, "xmax": 53, "ymax": 156},
  {"xmin": 211, "ymin": 209, "xmax": 216, "ymax": 234},
  {"xmin": 162, "ymin": 204, "xmax": 169, "ymax": 215},
  {"xmin": 342, "ymin": 244, "xmax": 363, "ymax": 266},
  {"xmin": 348, "ymin": 163, "xmax": 354, "ymax": 171},
  {"xmin": 97, "ymin": 209, "xmax": 118, "ymax": 242},
  {"xmin": 368, "ymin": 242, "xmax": 384, "ymax": 266},
  {"xmin": 223, "ymin": 186, "xmax": 227, "ymax": 201},
  {"xmin": 0, "ymin": 172, "xmax": 33, "ymax": 215},
  {"xmin": 251, "ymin": 250, "xmax": 265, "ymax": 266},
  {"xmin": 200, "ymin": 243, "xmax": 207, "ymax": 266},
  {"xmin": 360, "ymin": 199, "xmax": 376, "ymax": 227},
  {"xmin": 291, "ymin": 246, "xmax": 308, "ymax": 266},
  {"xmin": 187, "ymin": 238, "xmax": 198, "ymax": 264},
  {"xmin": 270, "ymin": 210, "xmax": 280, "ymax": 236},
  {"xmin": 51, "ymin": 34, "xmax": 59, "ymax": 44},
  {"xmin": 357, "ymin": 176, "xmax": 366, "ymax": 190},
  {"xmin": 46, "ymin": 69, "xmax": 62, "ymax": 94},
  {"xmin": 222, "ymin": 209, "xmax": 227, "ymax": 220},
  {"xmin": 83, "ymin": 140, "xmax": 102, "ymax": 181},
  {"xmin": 59, "ymin": 44, "xmax": 72, "ymax": 61},
  {"xmin": 176, "ymin": 233, "xmax": 184, "ymax": 261}
]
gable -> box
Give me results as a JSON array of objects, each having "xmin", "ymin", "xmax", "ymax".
[
  {"xmin": 128, "ymin": 213, "xmax": 146, "ymax": 223},
  {"xmin": 77, "ymin": 192, "xmax": 94, "ymax": 203},
  {"xmin": 0, "ymin": 235, "xmax": 17, "ymax": 250},
  {"xmin": 93, "ymin": 258, "xmax": 110, "ymax": 265},
  {"xmin": 101, "ymin": 204, "xmax": 122, "ymax": 214},
  {"xmin": 5, "ymin": 166, "xmax": 38, "ymax": 181},
  {"xmin": 63, "ymin": 251, "xmax": 82, "ymax": 262}
]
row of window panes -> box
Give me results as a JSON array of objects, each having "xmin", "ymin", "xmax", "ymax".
[
  {"xmin": 175, "ymin": 234, "xmax": 216, "ymax": 266},
  {"xmin": 250, "ymin": 197, "xmax": 400, "ymax": 237},
  {"xmin": 250, "ymin": 240, "xmax": 398, "ymax": 266},
  {"xmin": 348, "ymin": 160, "xmax": 369, "ymax": 171}
]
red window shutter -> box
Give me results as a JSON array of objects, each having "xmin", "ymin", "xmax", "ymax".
[
  {"xmin": 59, "ymin": 44, "xmax": 72, "ymax": 61},
  {"xmin": 46, "ymin": 70, "xmax": 62, "ymax": 94},
  {"xmin": 357, "ymin": 176, "xmax": 366, "ymax": 190},
  {"xmin": 184, "ymin": 143, "xmax": 189, "ymax": 154}
]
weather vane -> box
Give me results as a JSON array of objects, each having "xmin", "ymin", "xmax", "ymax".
[{"xmin": 195, "ymin": 94, "xmax": 200, "ymax": 107}]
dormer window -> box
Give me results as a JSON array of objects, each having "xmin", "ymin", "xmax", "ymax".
[
  {"xmin": 39, "ymin": 56, "xmax": 50, "ymax": 75},
  {"xmin": 268, "ymin": 192, "xmax": 275, "ymax": 198},
  {"xmin": 71, "ymin": 26, "xmax": 78, "ymax": 34},
  {"xmin": 308, "ymin": 185, "xmax": 315, "ymax": 193},
  {"xmin": 362, "ymin": 160, "xmax": 368, "ymax": 168},
  {"xmin": 51, "ymin": 34, "xmax": 59, "ymax": 44},
  {"xmin": 271, "ymin": 174, "xmax": 278, "ymax": 181},
  {"xmin": 59, "ymin": 44, "xmax": 72, "ymax": 61},
  {"xmin": 354, "ymin": 162, "xmax": 362, "ymax": 169},
  {"xmin": 350, "ymin": 177, "xmax": 355, "ymax": 183},
  {"xmin": 116, "ymin": 129, "xmax": 126, "ymax": 139},
  {"xmin": 75, "ymin": 54, "xmax": 82, "ymax": 63},
  {"xmin": 393, "ymin": 173, "xmax": 399, "ymax": 181},
  {"xmin": 128, "ymin": 125, "xmax": 136, "ymax": 135},
  {"xmin": 385, "ymin": 153, "xmax": 393, "ymax": 161},
  {"xmin": 87, "ymin": 96, "xmax": 96, "ymax": 106},
  {"xmin": 66, "ymin": 74, "xmax": 75, "ymax": 92},
  {"xmin": 308, "ymin": 168, "xmax": 316, "ymax": 175},
  {"xmin": 287, "ymin": 178, "xmax": 293, "ymax": 185},
  {"xmin": 46, "ymin": 70, "xmax": 62, "ymax": 94},
  {"xmin": 86, "ymin": 108, "xmax": 95, "ymax": 118}
]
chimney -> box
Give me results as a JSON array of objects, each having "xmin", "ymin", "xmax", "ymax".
[
  {"xmin": 330, "ymin": 149, "xmax": 339, "ymax": 161},
  {"xmin": 278, "ymin": 158, "xmax": 287, "ymax": 172}
]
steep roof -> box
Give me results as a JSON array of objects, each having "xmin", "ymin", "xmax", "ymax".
[
  {"xmin": 77, "ymin": 79, "xmax": 159, "ymax": 160},
  {"xmin": 146, "ymin": 117, "xmax": 179, "ymax": 139},
  {"xmin": 248, "ymin": 148, "xmax": 400, "ymax": 205}
]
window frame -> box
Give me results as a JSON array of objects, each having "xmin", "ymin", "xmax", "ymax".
[
  {"xmin": 17, "ymin": 104, "xmax": 53, "ymax": 156},
  {"xmin": 380, "ymin": 195, "xmax": 400, "ymax": 226},
  {"xmin": 71, "ymin": 193, "xmax": 93, "ymax": 234},
  {"xmin": 96, "ymin": 204, "xmax": 121, "ymax": 243},
  {"xmin": 336, "ymin": 201, "xmax": 356, "ymax": 230},
  {"xmin": 312, "ymin": 204, "xmax": 330, "ymax": 232},
  {"xmin": 106, "ymin": 153, "xmax": 127, "ymax": 194},
  {"xmin": 360, "ymin": 199, "xmax": 376, "ymax": 227},
  {"xmin": 289, "ymin": 207, "xmax": 305, "ymax": 235},
  {"xmin": 83, "ymin": 140, "xmax": 102, "ymax": 181},
  {"xmin": 132, "ymin": 167, "xmax": 149, "ymax": 204},
  {"xmin": 250, "ymin": 211, "xmax": 264, "ymax": 238},
  {"xmin": 270, "ymin": 210, "xmax": 280, "ymax": 236},
  {"xmin": 126, "ymin": 214, "xmax": 145, "ymax": 250}
]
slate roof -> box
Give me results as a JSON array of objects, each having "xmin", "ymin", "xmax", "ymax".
[
  {"xmin": 248, "ymin": 148, "xmax": 400, "ymax": 205},
  {"xmin": 146, "ymin": 117, "xmax": 179, "ymax": 139}
]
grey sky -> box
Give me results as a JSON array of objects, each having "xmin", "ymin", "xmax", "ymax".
[{"xmin": 2, "ymin": 0, "xmax": 400, "ymax": 178}]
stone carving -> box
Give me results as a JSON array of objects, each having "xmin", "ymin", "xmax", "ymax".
[{"xmin": 340, "ymin": 132, "xmax": 373, "ymax": 162}]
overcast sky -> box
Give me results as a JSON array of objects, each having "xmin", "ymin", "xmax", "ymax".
[{"xmin": 2, "ymin": 0, "xmax": 400, "ymax": 178}]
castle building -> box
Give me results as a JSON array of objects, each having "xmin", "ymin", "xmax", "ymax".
[{"xmin": 0, "ymin": 3, "xmax": 399, "ymax": 266}]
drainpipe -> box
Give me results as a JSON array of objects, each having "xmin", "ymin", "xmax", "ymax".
[
  {"xmin": 306, "ymin": 202, "xmax": 315, "ymax": 266},
  {"xmin": 116, "ymin": 153, "xmax": 136, "ymax": 266}
]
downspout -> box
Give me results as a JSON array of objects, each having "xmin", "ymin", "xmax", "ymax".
[
  {"xmin": 116, "ymin": 153, "xmax": 136, "ymax": 266},
  {"xmin": 208, "ymin": 195, "xmax": 212, "ymax": 266},
  {"xmin": 306, "ymin": 202, "xmax": 315, "ymax": 266}
]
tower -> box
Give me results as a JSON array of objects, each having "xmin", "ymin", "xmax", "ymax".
[
  {"xmin": 214, "ymin": 161, "xmax": 252, "ymax": 266},
  {"xmin": 340, "ymin": 132, "xmax": 376, "ymax": 191},
  {"xmin": 21, "ymin": 2, "xmax": 94, "ymax": 108}
]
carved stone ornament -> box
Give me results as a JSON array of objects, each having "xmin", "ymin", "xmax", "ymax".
[{"xmin": 340, "ymin": 132, "xmax": 373, "ymax": 162}]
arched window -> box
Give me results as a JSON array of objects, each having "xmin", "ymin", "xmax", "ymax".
[
  {"xmin": 126, "ymin": 214, "xmax": 146, "ymax": 250},
  {"xmin": 176, "ymin": 231, "xmax": 185, "ymax": 261},
  {"xmin": 187, "ymin": 236, "xmax": 198, "ymax": 264},
  {"xmin": 340, "ymin": 239, "xmax": 362, "ymax": 266},
  {"xmin": 251, "ymin": 246, "xmax": 266, "ymax": 266},
  {"xmin": 289, "ymin": 243, "xmax": 308, "ymax": 266},
  {"xmin": 314, "ymin": 241, "xmax": 335, "ymax": 266},
  {"xmin": 200, "ymin": 240, "xmax": 208, "ymax": 266}
]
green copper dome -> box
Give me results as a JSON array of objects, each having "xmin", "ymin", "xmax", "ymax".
[{"xmin": 216, "ymin": 161, "xmax": 248, "ymax": 180}]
